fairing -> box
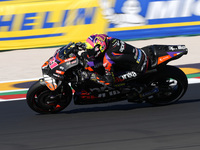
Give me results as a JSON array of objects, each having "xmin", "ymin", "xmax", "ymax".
[
  {"xmin": 41, "ymin": 43, "xmax": 79, "ymax": 91},
  {"xmin": 142, "ymin": 45, "xmax": 188, "ymax": 69}
]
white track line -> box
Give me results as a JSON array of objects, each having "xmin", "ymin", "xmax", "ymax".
[
  {"xmin": 188, "ymin": 78, "xmax": 200, "ymax": 84},
  {"xmin": 0, "ymin": 78, "xmax": 39, "ymax": 83},
  {"xmin": 0, "ymin": 98, "xmax": 25, "ymax": 102}
]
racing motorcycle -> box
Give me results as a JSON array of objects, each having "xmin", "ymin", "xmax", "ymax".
[{"xmin": 26, "ymin": 42, "xmax": 188, "ymax": 114}]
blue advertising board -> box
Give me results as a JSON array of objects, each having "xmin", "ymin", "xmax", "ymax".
[{"xmin": 102, "ymin": 0, "xmax": 200, "ymax": 40}]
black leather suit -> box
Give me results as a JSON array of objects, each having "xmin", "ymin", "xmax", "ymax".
[{"xmin": 82, "ymin": 37, "xmax": 148, "ymax": 86}]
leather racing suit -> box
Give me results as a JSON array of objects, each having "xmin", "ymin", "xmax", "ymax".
[{"xmin": 82, "ymin": 37, "xmax": 148, "ymax": 86}]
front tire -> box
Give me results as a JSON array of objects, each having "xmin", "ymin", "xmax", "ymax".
[
  {"xmin": 146, "ymin": 65, "xmax": 188, "ymax": 106},
  {"xmin": 26, "ymin": 80, "xmax": 72, "ymax": 114}
]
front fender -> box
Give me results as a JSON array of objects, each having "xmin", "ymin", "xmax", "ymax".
[
  {"xmin": 38, "ymin": 78, "xmax": 46, "ymax": 85},
  {"xmin": 40, "ymin": 76, "xmax": 61, "ymax": 91}
]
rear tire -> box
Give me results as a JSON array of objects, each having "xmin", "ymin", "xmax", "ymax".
[
  {"xmin": 146, "ymin": 65, "xmax": 188, "ymax": 106},
  {"xmin": 26, "ymin": 80, "xmax": 72, "ymax": 114}
]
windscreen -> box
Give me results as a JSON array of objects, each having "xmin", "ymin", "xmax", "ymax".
[{"xmin": 56, "ymin": 42, "xmax": 75, "ymax": 60}]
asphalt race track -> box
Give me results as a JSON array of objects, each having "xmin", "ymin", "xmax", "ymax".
[{"xmin": 0, "ymin": 83, "xmax": 200, "ymax": 150}]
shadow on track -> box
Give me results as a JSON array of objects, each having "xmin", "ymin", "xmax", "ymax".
[
  {"xmin": 176, "ymin": 98, "xmax": 200, "ymax": 104},
  {"xmin": 57, "ymin": 98, "xmax": 200, "ymax": 114},
  {"xmin": 65, "ymin": 103, "xmax": 152, "ymax": 114}
]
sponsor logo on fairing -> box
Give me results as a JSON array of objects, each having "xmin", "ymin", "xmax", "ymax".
[
  {"xmin": 169, "ymin": 45, "xmax": 186, "ymax": 51},
  {"xmin": 53, "ymin": 73, "xmax": 60, "ymax": 78},
  {"xmin": 65, "ymin": 57, "xmax": 76, "ymax": 62},
  {"xmin": 89, "ymin": 86, "xmax": 120, "ymax": 98},
  {"xmin": 112, "ymin": 40, "xmax": 120, "ymax": 47},
  {"xmin": 71, "ymin": 60, "xmax": 77, "ymax": 64},
  {"xmin": 136, "ymin": 49, "xmax": 142, "ymax": 64},
  {"xmin": 59, "ymin": 66, "xmax": 64, "ymax": 70},
  {"xmin": 119, "ymin": 41, "xmax": 125, "ymax": 52},
  {"xmin": 120, "ymin": 71, "xmax": 137, "ymax": 80},
  {"xmin": 134, "ymin": 48, "xmax": 138, "ymax": 59},
  {"xmin": 56, "ymin": 70, "xmax": 64, "ymax": 75}
]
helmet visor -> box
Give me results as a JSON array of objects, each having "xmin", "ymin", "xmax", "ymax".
[{"xmin": 85, "ymin": 41, "xmax": 96, "ymax": 59}]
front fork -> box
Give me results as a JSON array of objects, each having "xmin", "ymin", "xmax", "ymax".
[
  {"xmin": 39, "ymin": 78, "xmax": 71, "ymax": 106},
  {"xmin": 40, "ymin": 74, "xmax": 63, "ymax": 91}
]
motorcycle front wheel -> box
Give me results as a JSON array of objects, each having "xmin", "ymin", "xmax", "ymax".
[
  {"xmin": 26, "ymin": 80, "xmax": 72, "ymax": 114},
  {"xmin": 146, "ymin": 65, "xmax": 188, "ymax": 106}
]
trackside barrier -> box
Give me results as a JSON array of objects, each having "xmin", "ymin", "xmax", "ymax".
[
  {"xmin": 0, "ymin": 0, "xmax": 108, "ymax": 50},
  {"xmin": 1, "ymin": 0, "xmax": 200, "ymax": 50}
]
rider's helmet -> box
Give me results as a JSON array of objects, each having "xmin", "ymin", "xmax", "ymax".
[{"xmin": 85, "ymin": 34, "xmax": 108, "ymax": 60}]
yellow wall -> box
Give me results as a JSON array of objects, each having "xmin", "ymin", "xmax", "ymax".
[{"xmin": 0, "ymin": 0, "xmax": 108, "ymax": 50}]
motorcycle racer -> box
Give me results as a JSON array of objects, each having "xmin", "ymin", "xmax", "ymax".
[
  {"xmin": 81, "ymin": 34, "xmax": 149, "ymax": 86},
  {"xmin": 26, "ymin": 35, "xmax": 188, "ymax": 114}
]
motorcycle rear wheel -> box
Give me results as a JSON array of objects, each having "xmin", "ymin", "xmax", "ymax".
[
  {"xmin": 146, "ymin": 65, "xmax": 188, "ymax": 106},
  {"xmin": 26, "ymin": 80, "xmax": 72, "ymax": 114}
]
